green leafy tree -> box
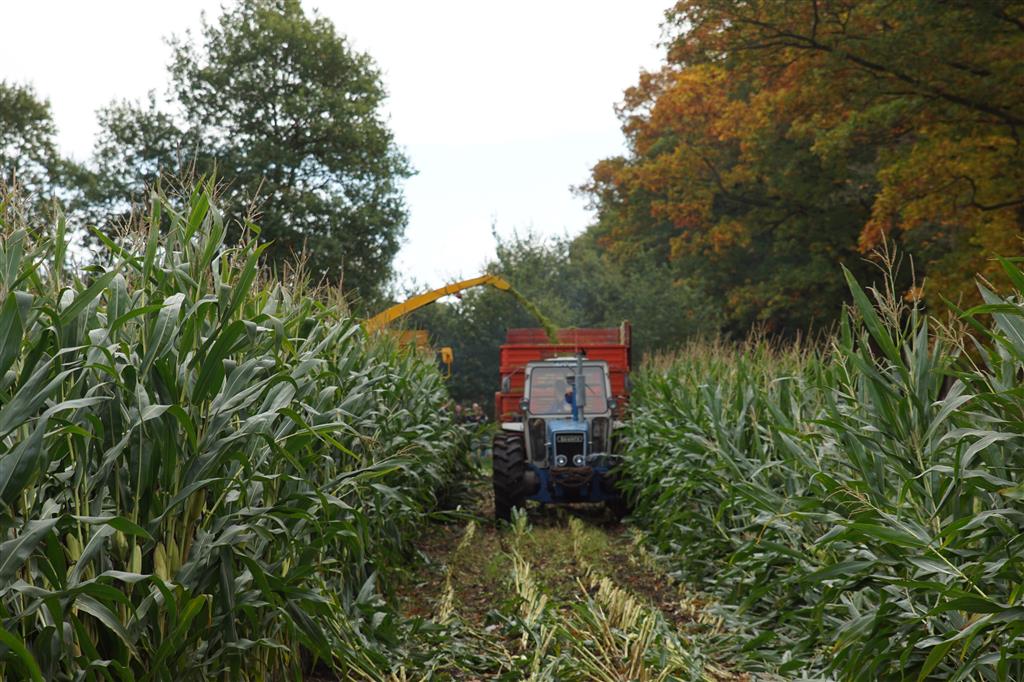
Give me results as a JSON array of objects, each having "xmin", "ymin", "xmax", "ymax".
[
  {"xmin": 406, "ymin": 231, "xmax": 577, "ymax": 412},
  {"xmin": 0, "ymin": 81, "xmax": 67, "ymax": 200},
  {"xmin": 582, "ymin": 0, "xmax": 1023, "ymax": 334},
  {"xmin": 408, "ymin": 230, "xmax": 717, "ymax": 413},
  {"xmin": 81, "ymin": 0, "xmax": 411, "ymax": 304}
]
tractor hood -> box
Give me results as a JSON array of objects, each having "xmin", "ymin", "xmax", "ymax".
[{"xmin": 547, "ymin": 419, "xmax": 588, "ymax": 436}]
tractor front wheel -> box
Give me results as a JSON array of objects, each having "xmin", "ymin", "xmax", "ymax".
[{"xmin": 492, "ymin": 431, "xmax": 527, "ymax": 522}]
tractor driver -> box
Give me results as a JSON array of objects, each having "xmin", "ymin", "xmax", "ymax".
[
  {"xmin": 532, "ymin": 370, "xmax": 576, "ymax": 413},
  {"xmin": 556, "ymin": 377, "xmax": 575, "ymax": 413}
]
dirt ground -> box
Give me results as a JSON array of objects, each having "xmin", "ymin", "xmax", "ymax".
[{"xmin": 387, "ymin": 477, "xmax": 744, "ymax": 681}]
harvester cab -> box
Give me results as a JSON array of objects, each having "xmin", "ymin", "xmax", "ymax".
[{"xmin": 492, "ymin": 351, "xmax": 628, "ymax": 520}]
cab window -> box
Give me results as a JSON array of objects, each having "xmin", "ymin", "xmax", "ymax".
[{"xmin": 527, "ymin": 366, "xmax": 608, "ymax": 414}]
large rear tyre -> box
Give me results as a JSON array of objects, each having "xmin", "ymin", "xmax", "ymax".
[{"xmin": 492, "ymin": 432, "xmax": 527, "ymax": 522}]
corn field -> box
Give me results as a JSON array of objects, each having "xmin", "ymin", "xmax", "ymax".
[
  {"xmin": 7, "ymin": 178, "xmax": 1024, "ymax": 682},
  {"xmin": 623, "ymin": 266, "xmax": 1024, "ymax": 680},
  {"xmin": 0, "ymin": 186, "xmax": 468, "ymax": 680}
]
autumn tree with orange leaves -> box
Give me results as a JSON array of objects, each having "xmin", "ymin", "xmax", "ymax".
[{"xmin": 584, "ymin": 0, "xmax": 1024, "ymax": 334}]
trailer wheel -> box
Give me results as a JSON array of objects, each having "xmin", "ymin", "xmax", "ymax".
[{"xmin": 492, "ymin": 432, "xmax": 527, "ymax": 522}]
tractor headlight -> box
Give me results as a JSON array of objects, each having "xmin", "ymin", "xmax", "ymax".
[
  {"xmin": 572, "ymin": 454, "xmax": 586, "ymax": 467},
  {"xmin": 554, "ymin": 454, "xmax": 568, "ymax": 467}
]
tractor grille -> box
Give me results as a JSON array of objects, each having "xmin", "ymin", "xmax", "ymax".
[{"xmin": 554, "ymin": 432, "xmax": 585, "ymax": 460}]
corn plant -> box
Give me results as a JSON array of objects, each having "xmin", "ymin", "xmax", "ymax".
[
  {"xmin": 623, "ymin": 264, "xmax": 1024, "ymax": 680},
  {"xmin": 0, "ymin": 184, "xmax": 468, "ymax": 680}
]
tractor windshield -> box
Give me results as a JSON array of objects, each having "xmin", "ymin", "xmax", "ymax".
[{"xmin": 527, "ymin": 365, "xmax": 608, "ymax": 415}]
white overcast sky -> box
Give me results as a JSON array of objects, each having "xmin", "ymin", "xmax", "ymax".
[{"xmin": 1, "ymin": 1, "xmax": 668, "ymax": 289}]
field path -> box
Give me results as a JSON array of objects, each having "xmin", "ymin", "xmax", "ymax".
[{"xmin": 390, "ymin": 478, "xmax": 742, "ymax": 681}]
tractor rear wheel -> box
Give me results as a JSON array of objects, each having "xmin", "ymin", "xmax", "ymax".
[{"xmin": 492, "ymin": 431, "xmax": 527, "ymax": 521}]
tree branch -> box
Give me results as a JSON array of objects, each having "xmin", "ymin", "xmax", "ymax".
[
  {"xmin": 730, "ymin": 15, "xmax": 1024, "ymax": 128},
  {"xmin": 994, "ymin": 8, "xmax": 1024, "ymax": 32}
]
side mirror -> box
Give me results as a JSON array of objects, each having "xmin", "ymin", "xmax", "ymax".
[
  {"xmin": 607, "ymin": 399, "xmax": 617, "ymax": 411},
  {"xmin": 519, "ymin": 399, "xmax": 529, "ymax": 412},
  {"xmin": 502, "ymin": 375, "xmax": 511, "ymax": 393}
]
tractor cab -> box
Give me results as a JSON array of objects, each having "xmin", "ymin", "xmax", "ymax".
[{"xmin": 519, "ymin": 357, "xmax": 615, "ymax": 469}]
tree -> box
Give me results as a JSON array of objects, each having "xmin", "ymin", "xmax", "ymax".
[
  {"xmin": 583, "ymin": 61, "xmax": 877, "ymax": 335},
  {"xmin": 404, "ymin": 231, "xmax": 580, "ymax": 411},
  {"xmin": 0, "ymin": 81, "xmax": 66, "ymax": 200},
  {"xmin": 407, "ymin": 230, "xmax": 717, "ymax": 412},
  {"xmin": 583, "ymin": 0, "xmax": 1024, "ymax": 333},
  {"xmin": 82, "ymin": 0, "xmax": 411, "ymax": 305},
  {"xmin": 672, "ymin": 0, "xmax": 1024, "ymax": 303}
]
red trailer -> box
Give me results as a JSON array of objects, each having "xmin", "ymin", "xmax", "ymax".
[{"xmin": 494, "ymin": 322, "xmax": 631, "ymax": 422}]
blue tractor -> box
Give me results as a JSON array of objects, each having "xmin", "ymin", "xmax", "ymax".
[{"xmin": 492, "ymin": 354, "xmax": 627, "ymax": 520}]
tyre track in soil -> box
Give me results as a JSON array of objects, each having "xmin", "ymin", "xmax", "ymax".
[{"xmin": 393, "ymin": 478, "xmax": 746, "ymax": 681}]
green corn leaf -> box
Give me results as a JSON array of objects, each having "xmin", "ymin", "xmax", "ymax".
[
  {"xmin": 222, "ymin": 243, "xmax": 268, "ymax": 324},
  {"xmin": 917, "ymin": 639, "xmax": 956, "ymax": 681},
  {"xmin": 0, "ymin": 516, "xmax": 60, "ymax": 583},
  {"xmin": 143, "ymin": 595, "xmax": 208, "ymax": 679},
  {"xmin": 73, "ymin": 515, "xmax": 154, "ymax": 541},
  {"xmin": 59, "ymin": 269, "xmax": 119, "ymax": 326},
  {"xmin": 142, "ymin": 193, "xmax": 162, "ymax": 284},
  {"xmin": 843, "ymin": 266, "xmax": 901, "ymax": 365},
  {"xmin": 88, "ymin": 225, "xmax": 144, "ymax": 272},
  {"xmin": 0, "ymin": 418, "xmax": 48, "ymax": 506},
  {"xmin": 804, "ymin": 560, "xmax": 876, "ymax": 582},
  {"xmin": 76, "ymin": 594, "xmax": 138, "ymax": 654},
  {"xmin": 69, "ymin": 524, "xmax": 117, "ymax": 586},
  {"xmin": 0, "ymin": 292, "xmax": 23, "ymax": 377},
  {"xmin": 0, "ymin": 230, "xmax": 27, "ymax": 290},
  {"xmin": 139, "ymin": 293, "xmax": 184, "ymax": 374},
  {"xmin": 0, "ymin": 366, "xmax": 74, "ymax": 437},
  {"xmin": 0, "ymin": 623, "xmax": 44, "ymax": 682},
  {"xmin": 192, "ymin": 319, "xmax": 247, "ymax": 402},
  {"xmin": 184, "ymin": 187, "xmax": 210, "ymax": 241}
]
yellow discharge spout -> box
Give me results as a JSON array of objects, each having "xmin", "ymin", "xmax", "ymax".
[
  {"xmin": 364, "ymin": 274, "xmax": 511, "ymax": 333},
  {"xmin": 364, "ymin": 274, "xmax": 557, "ymax": 342}
]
